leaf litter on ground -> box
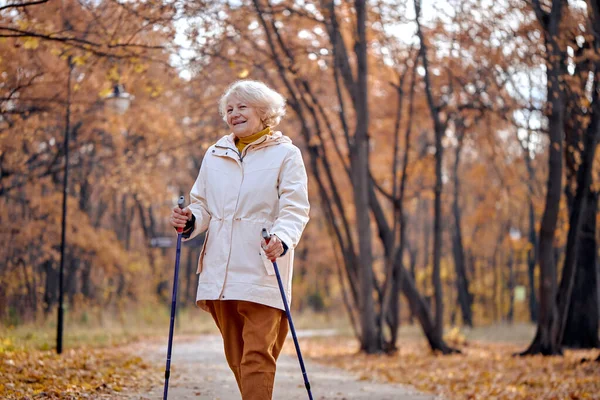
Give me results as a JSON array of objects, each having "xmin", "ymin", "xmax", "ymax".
[
  {"xmin": 0, "ymin": 344, "xmax": 158, "ymax": 399},
  {"xmin": 287, "ymin": 336, "xmax": 600, "ymax": 400}
]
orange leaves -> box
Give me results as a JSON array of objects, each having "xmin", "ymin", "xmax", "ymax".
[
  {"xmin": 133, "ymin": 62, "xmax": 149, "ymax": 74},
  {"xmin": 98, "ymin": 86, "xmax": 114, "ymax": 98},
  {"xmin": 0, "ymin": 347, "xmax": 156, "ymax": 399},
  {"xmin": 22, "ymin": 37, "xmax": 40, "ymax": 50},
  {"xmin": 71, "ymin": 54, "xmax": 88, "ymax": 67},
  {"xmin": 106, "ymin": 65, "xmax": 120, "ymax": 83},
  {"xmin": 294, "ymin": 336, "xmax": 600, "ymax": 400}
]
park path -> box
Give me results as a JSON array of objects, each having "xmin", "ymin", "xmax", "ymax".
[{"xmin": 124, "ymin": 333, "xmax": 438, "ymax": 400}]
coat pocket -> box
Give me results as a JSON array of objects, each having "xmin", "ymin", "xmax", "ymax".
[
  {"xmin": 196, "ymin": 231, "xmax": 209, "ymax": 274},
  {"xmin": 259, "ymin": 246, "xmax": 276, "ymax": 276}
]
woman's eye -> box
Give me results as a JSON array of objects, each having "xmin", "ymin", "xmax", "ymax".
[{"xmin": 239, "ymin": 105, "xmax": 246, "ymax": 109}]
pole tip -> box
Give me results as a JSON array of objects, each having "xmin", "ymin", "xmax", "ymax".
[
  {"xmin": 177, "ymin": 196, "xmax": 185, "ymax": 209},
  {"xmin": 261, "ymin": 228, "xmax": 269, "ymax": 239}
]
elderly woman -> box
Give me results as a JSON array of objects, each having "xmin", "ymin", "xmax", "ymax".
[{"xmin": 169, "ymin": 79, "xmax": 310, "ymax": 399}]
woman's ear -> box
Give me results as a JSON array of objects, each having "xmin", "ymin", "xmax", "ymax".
[
  {"xmin": 258, "ymin": 108, "xmax": 269, "ymax": 129},
  {"xmin": 260, "ymin": 117, "xmax": 269, "ymax": 129}
]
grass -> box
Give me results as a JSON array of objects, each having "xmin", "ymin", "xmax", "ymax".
[
  {"xmin": 458, "ymin": 322, "xmax": 537, "ymax": 345},
  {"xmin": 293, "ymin": 316, "xmax": 538, "ymax": 346},
  {"xmin": 0, "ymin": 304, "xmax": 351, "ymax": 352},
  {"xmin": 1, "ymin": 300, "xmax": 542, "ymax": 353},
  {"xmin": 0, "ymin": 303, "xmax": 218, "ymax": 352}
]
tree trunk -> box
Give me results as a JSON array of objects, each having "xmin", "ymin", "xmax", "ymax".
[
  {"xmin": 17, "ymin": 257, "xmax": 35, "ymax": 317},
  {"xmin": 523, "ymin": 137, "xmax": 539, "ymax": 323},
  {"xmin": 495, "ymin": 241, "xmax": 503, "ymax": 321},
  {"xmin": 66, "ymin": 252, "xmax": 78, "ymax": 306},
  {"xmin": 388, "ymin": 266, "xmax": 401, "ymax": 349},
  {"xmin": 562, "ymin": 190, "xmax": 600, "ymax": 348},
  {"xmin": 423, "ymin": 202, "xmax": 431, "ymax": 277},
  {"xmin": 408, "ymin": 244, "xmax": 417, "ymax": 324},
  {"xmin": 552, "ymin": 69, "xmax": 600, "ymax": 350},
  {"xmin": 380, "ymin": 60, "xmax": 417, "ymax": 351},
  {"xmin": 452, "ymin": 225, "xmax": 472, "ymax": 326},
  {"xmin": 353, "ymin": 0, "xmax": 377, "ymax": 354},
  {"xmin": 451, "ymin": 122, "xmax": 473, "ymax": 327},
  {"xmin": 43, "ymin": 260, "xmax": 57, "ymax": 315},
  {"xmin": 399, "ymin": 261, "xmax": 458, "ymax": 354},
  {"xmin": 507, "ymin": 252, "xmax": 515, "ymax": 323},
  {"xmin": 521, "ymin": 116, "xmax": 563, "ymax": 354},
  {"xmin": 80, "ymin": 261, "xmax": 94, "ymax": 299},
  {"xmin": 521, "ymin": 7, "xmax": 565, "ymax": 353},
  {"xmin": 415, "ymin": 0, "xmax": 447, "ymax": 342},
  {"xmin": 527, "ymin": 197, "xmax": 538, "ymax": 323},
  {"xmin": 430, "ymin": 60, "xmax": 445, "ymax": 342},
  {"xmin": 558, "ymin": 2, "xmax": 600, "ymax": 348}
]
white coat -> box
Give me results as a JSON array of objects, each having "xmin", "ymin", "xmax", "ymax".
[{"xmin": 184, "ymin": 130, "xmax": 310, "ymax": 312}]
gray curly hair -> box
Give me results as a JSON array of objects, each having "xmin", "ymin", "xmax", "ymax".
[{"xmin": 219, "ymin": 80, "xmax": 287, "ymax": 128}]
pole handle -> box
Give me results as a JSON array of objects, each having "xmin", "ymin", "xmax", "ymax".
[
  {"xmin": 261, "ymin": 228, "xmax": 270, "ymax": 243},
  {"xmin": 176, "ymin": 196, "xmax": 185, "ymax": 233},
  {"xmin": 261, "ymin": 228, "xmax": 276, "ymax": 262}
]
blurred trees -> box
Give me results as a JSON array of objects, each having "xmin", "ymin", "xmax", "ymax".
[
  {"xmin": 559, "ymin": 0, "xmax": 600, "ymax": 351},
  {"xmin": 0, "ymin": 0, "xmax": 206, "ymax": 323},
  {"xmin": 520, "ymin": 0, "xmax": 600, "ymax": 356},
  {"xmin": 1, "ymin": 0, "xmax": 599, "ymax": 358}
]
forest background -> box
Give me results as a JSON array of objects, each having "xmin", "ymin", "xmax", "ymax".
[{"xmin": 0, "ymin": 0, "xmax": 599, "ymax": 398}]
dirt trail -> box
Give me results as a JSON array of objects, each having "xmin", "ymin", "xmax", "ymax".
[{"xmin": 124, "ymin": 333, "xmax": 438, "ymax": 400}]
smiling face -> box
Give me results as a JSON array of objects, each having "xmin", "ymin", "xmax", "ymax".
[{"xmin": 225, "ymin": 96, "xmax": 264, "ymax": 138}]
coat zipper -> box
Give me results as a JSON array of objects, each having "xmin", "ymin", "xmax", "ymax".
[
  {"xmin": 215, "ymin": 135, "xmax": 274, "ymax": 163},
  {"xmin": 215, "ymin": 144, "xmax": 240, "ymax": 159},
  {"xmin": 213, "ymin": 143, "xmax": 246, "ymax": 298},
  {"xmin": 219, "ymin": 159, "xmax": 243, "ymax": 299},
  {"xmin": 211, "ymin": 144, "xmax": 241, "ymax": 298},
  {"xmin": 240, "ymin": 136, "xmax": 269, "ymax": 162}
]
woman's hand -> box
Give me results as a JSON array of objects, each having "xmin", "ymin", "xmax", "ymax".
[
  {"xmin": 170, "ymin": 206, "xmax": 193, "ymax": 229},
  {"xmin": 261, "ymin": 234, "xmax": 284, "ymax": 260}
]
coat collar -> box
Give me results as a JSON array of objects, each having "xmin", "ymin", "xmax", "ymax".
[{"xmin": 215, "ymin": 130, "xmax": 292, "ymax": 151}]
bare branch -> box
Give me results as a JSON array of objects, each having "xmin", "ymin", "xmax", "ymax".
[{"xmin": 0, "ymin": 0, "xmax": 49, "ymax": 12}]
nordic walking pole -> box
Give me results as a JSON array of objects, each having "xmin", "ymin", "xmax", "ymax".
[
  {"xmin": 163, "ymin": 196, "xmax": 186, "ymax": 400},
  {"xmin": 262, "ymin": 228, "xmax": 314, "ymax": 400}
]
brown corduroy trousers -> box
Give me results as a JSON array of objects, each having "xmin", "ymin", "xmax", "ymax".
[{"xmin": 205, "ymin": 300, "xmax": 289, "ymax": 400}]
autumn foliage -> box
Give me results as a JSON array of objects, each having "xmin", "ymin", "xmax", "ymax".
[
  {"xmin": 292, "ymin": 335, "xmax": 600, "ymax": 400},
  {"xmin": 1, "ymin": 0, "xmax": 600, "ymax": 397},
  {"xmin": 0, "ymin": 344, "xmax": 155, "ymax": 399}
]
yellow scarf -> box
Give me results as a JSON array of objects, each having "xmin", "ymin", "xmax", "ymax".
[{"xmin": 235, "ymin": 126, "xmax": 271, "ymax": 153}]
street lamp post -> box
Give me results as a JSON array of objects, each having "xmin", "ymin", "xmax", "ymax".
[
  {"xmin": 57, "ymin": 56, "xmax": 73, "ymax": 355},
  {"xmin": 56, "ymin": 67, "xmax": 132, "ymax": 354}
]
